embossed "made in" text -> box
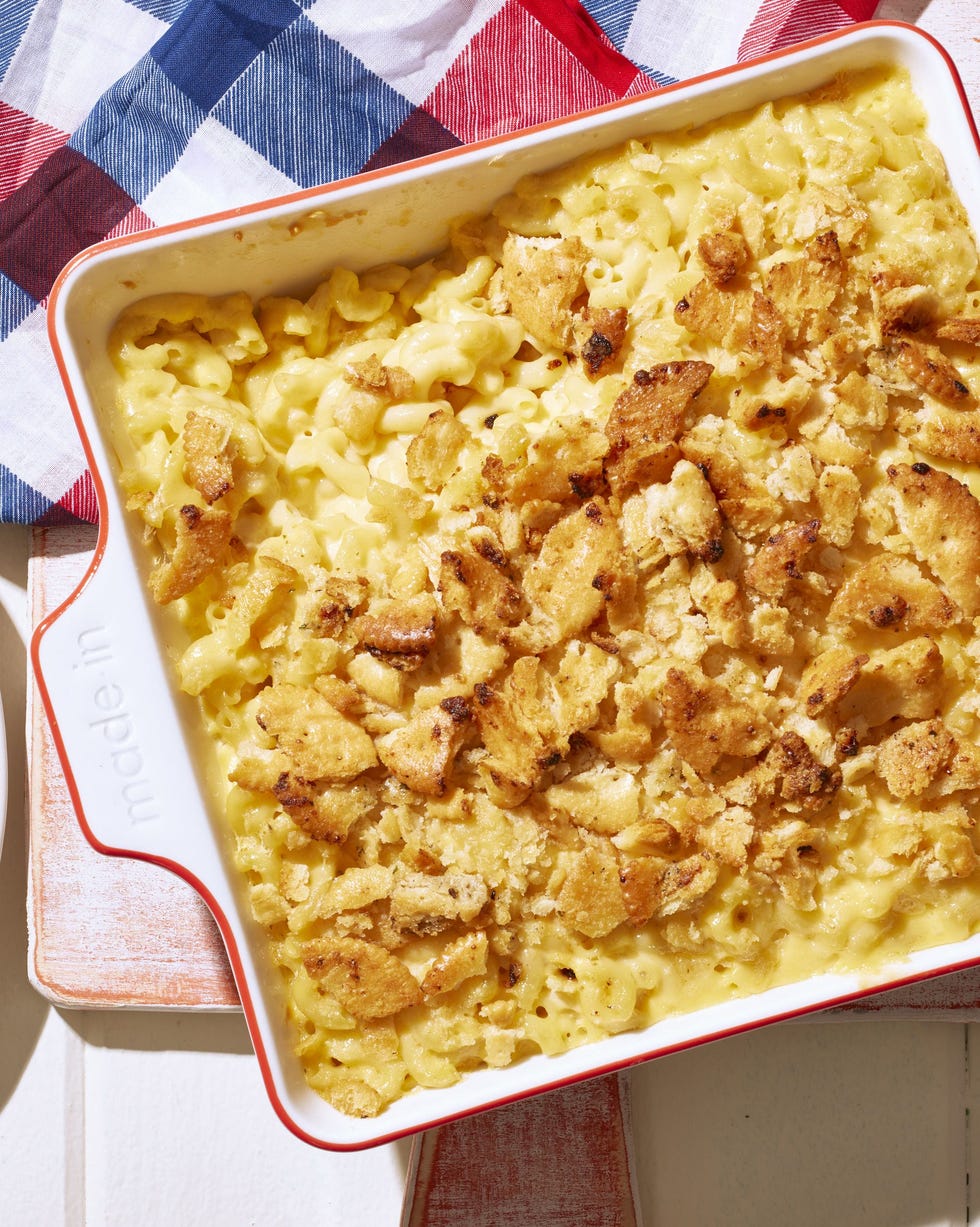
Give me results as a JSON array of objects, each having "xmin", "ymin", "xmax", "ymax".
[{"xmin": 78, "ymin": 626, "xmax": 160, "ymax": 824}]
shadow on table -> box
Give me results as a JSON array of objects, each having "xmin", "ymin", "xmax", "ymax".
[
  {"xmin": 63, "ymin": 1005, "xmax": 255, "ymax": 1055},
  {"xmin": 0, "ymin": 527, "xmax": 50, "ymax": 1113}
]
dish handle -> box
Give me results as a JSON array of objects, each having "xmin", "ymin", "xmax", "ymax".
[{"xmin": 33, "ymin": 536, "xmax": 217, "ymax": 874}]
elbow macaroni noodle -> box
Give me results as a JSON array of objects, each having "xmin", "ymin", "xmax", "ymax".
[{"xmin": 108, "ymin": 67, "xmax": 980, "ymax": 1117}]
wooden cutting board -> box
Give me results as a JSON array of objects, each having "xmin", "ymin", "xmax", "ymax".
[
  {"xmin": 27, "ymin": 523, "xmax": 237, "ymax": 1008},
  {"xmin": 26, "ymin": 521, "xmax": 980, "ymax": 1015},
  {"xmin": 401, "ymin": 1073, "xmax": 641, "ymax": 1227}
]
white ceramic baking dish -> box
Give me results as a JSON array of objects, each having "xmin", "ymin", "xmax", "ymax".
[{"xmin": 36, "ymin": 22, "xmax": 980, "ymax": 1150}]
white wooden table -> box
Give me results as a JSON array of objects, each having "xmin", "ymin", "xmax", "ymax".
[{"xmin": 3, "ymin": 3, "xmax": 979, "ymax": 1222}]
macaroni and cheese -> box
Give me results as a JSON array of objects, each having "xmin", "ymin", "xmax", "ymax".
[{"xmin": 108, "ymin": 66, "xmax": 980, "ymax": 1117}]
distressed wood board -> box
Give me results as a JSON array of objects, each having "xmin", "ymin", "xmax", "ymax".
[
  {"xmin": 27, "ymin": 523, "xmax": 238, "ymax": 1008},
  {"xmin": 401, "ymin": 1073, "xmax": 640, "ymax": 1227},
  {"xmin": 26, "ymin": 522, "xmax": 980, "ymax": 1014}
]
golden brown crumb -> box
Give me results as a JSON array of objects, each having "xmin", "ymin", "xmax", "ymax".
[
  {"xmin": 744, "ymin": 519, "xmax": 821, "ymax": 600},
  {"xmin": 345, "ymin": 354, "xmax": 414, "ymax": 399},
  {"xmin": 620, "ymin": 853, "xmax": 719, "ymax": 924},
  {"xmin": 303, "ymin": 938, "xmax": 422, "ymax": 1020},
  {"xmin": 182, "ymin": 410, "xmax": 234, "ymax": 504},
  {"xmin": 576, "ymin": 306, "xmax": 628, "ymax": 377},
  {"xmin": 662, "ymin": 665, "xmax": 772, "ymax": 777},
  {"xmin": 935, "ymin": 316, "xmax": 980, "ymax": 345},
  {"xmin": 836, "ymin": 637, "xmax": 945, "ymax": 728},
  {"xmin": 374, "ymin": 699, "xmax": 472, "ymax": 798},
  {"xmin": 422, "ymin": 931, "xmax": 489, "ymax": 996},
  {"xmin": 871, "ymin": 269, "xmax": 937, "ymax": 338},
  {"xmin": 520, "ymin": 498, "xmax": 628, "ymax": 643},
  {"xmin": 888, "ymin": 463, "xmax": 980, "ymax": 616},
  {"xmin": 765, "ymin": 231, "xmax": 844, "ymax": 342},
  {"xmin": 406, "ymin": 408, "xmax": 469, "ymax": 490},
  {"xmin": 698, "ymin": 229, "xmax": 751, "ymax": 285},
  {"xmin": 798, "ymin": 645, "xmax": 868, "ymax": 717},
  {"xmin": 557, "ymin": 843, "xmax": 628, "ymax": 938},
  {"xmin": 501, "ymin": 234, "xmax": 588, "ymax": 350},
  {"xmin": 439, "ymin": 534, "xmax": 523, "ymax": 636},
  {"xmin": 508, "ymin": 417, "xmax": 610, "ymax": 505},
  {"xmin": 828, "ymin": 553, "xmax": 959, "ymax": 632},
  {"xmin": 390, "ymin": 869, "xmax": 489, "ymax": 935},
  {"xmin": 256, "ymin": 682, "xmax": 378, "ymax": 782},
  {"xmin": 149, "ymin": 503, "xmax": 232, "ymax": 604},
  {"xmin": 875, "ymin": 720, "xmax": 956, "ymax": 799},
  {"xmin": 352, "ymin": 593, "xmax": 439, "ymax": 670},
  {"xmin": 604, "ymin": 362, "xmax": 713, "ymax": 494},
  {"xmin": 894, "ymin": 338, "xmax": 973, "ymax": 404},
  {"xmin": 764, "ymin": 732, "xmax": 842, "ymax": 812},
  {"xmin": 308, "ymin": 575, "xmax": 369, "ymax": 639}
]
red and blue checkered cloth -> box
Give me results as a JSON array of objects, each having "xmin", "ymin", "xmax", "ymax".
[{"xmin": 0, "ymin": 0, "xmax": 878, "ymax": 525}]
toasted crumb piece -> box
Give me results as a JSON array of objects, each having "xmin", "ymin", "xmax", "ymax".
[
  {"xmin": 764, "ymin": 231, "xmax": 844, "ymax": 340},
  {"xmin": 308, "ymin": 574, "xmax": 369, "ymax": 639},
  {"xmin": 798, "ymin": 645, "xmax": 868, "ymax": 717},
  {"xmin": 405, "ymin": 408, "xmax": 469, "ymax": 490},
  {"xmin": 587, "ymin": 680, "xmax": 658, "ymax": 762},
  {"xmin": 662, "ymin": 665, "xmax": 772, "ymax": 777},
  {"xmin": 888, "ymin": 462, "xmax": 980, "ymax": 617},
  {"xmin": 620, "ymin": 852, "xmax": 719, "ymax": 924},
  {"xmin": 919, "ymin": 803, "xmax": 977, "ymax": 881},
  {"xmin": 345, "ymin": 353, "xmax": 414, "ymax": 400},
  {"xmin": 815, "ymin": 466, "xmax": 861, "ymax": 548},
  {"xmin": 231, "ymin": 756, "xmax": 376, "ymax": 842},
  {"xmin": 754, "ymin": 820, "xmax": 821, "ymax": 909},
  {"xmin": 939, "ymin": 743, "xmax": 980, "ymax": 795},
  {"xmin": 508, "ymin": 417, "xmax": 610, "ymax": 505},
  {"xmin": 182, "ymin": 410, "xmax": 234, "ymax": 503},
  {"xmin": 935, "ymin": 316, "xmax": 980, "ymax": 345},
  {"xmin": 374, "ymin": 697, "xmax": 472, "ymax": 798},
  {"xmin": 521, "ymin": 499, "xmax": 628, "ymax": 642},
  {"xmin": 390, "ymin": 869, "xmax": 489, "ymax": 936},
  {"xmin": 475, "ymin": 645, "xmax": 617, "ymax": 802},
  {"xmin": 871, "ymin": 271, "xmax": 937, "ymax": 338},
  {"xmin": 501, "ymin": 233, "xmax": 588, "ymax": 350},
  {"xmin": 604, "ymin": 362, "xmax": 713, "ymax": 494},
  {"xmin": 830, "ymin": 370, "xmax": 889, "ymax": 432},
  {"xmin": 641, "ymin": 459, "xmax": 724, "ymax": 561},
  {"xmin": 690, "ymin": 565, "xmax": 748, "ymax": 649},
  {"xmin": 422, "ymin": 931, "xmax": 489, "ymax": 996},
  {"xmin": 674, "ymin": 279, "xmax": 785, "ymax": 367},
  {"xmin": 836, "ymin": 636, "xmax": 945, "ymax": 728},
  {"xmin": 439, "ymin": 532, "xmax": 523, "ymax": 636},
  {"xmin": 303, "ymin": 938, "xmax": 422, "ymax": 1020},
  {"xmin": 876, "ymin": 720, "xmax": 956, "ymax": 799},
  {"xmin": 276, "ymin": 777, "xmax": 376, "ymax": 843},
  {"xmin": 256, "ymin": 681, "xmax": 378, "ymax": 782},
  {"xmin": 744, "ymin": 519, "xmax": 821, "ymax": 600},
  {"xmin": 698, "ymin": 804, "xmax": 755, "ymax": 869},
  {"xmin": 317, "ymin": 865, "xmax": 392, "ymax": 915},
  {"xmin": 557, "ymin": 843, "xmax": 628, "ymax": 938},
  {"xmin": 763, "ymin": 731, "xmax": 842, "ymax": 811},
  {"xmin": 828, "ymin": 553, "xmax": 959, "ymax": 632},
  {"xmin": 698, "ymin": 229, "xmax": 751, "ymax": 285},
  {"xmin": 547, "ymin": 766, "xmax": 640, "ymax": 836},
  {"xmin": 352, "ymin": 592, "xmax": 439, "ymax": 671},
  {"xmin": 680, "ymin": 431, "xmax": 779, "ymax": 537},
  {"xmin": 894, "ymin": 338, "xmax": 973, "ymax": 404},
  {"xmin": 576, "ymin": 306, "xmax": 628, "ymax": 377},
  {"xmin": 149, "ymin": 503, "xmax": 233, "ymax": 604},
  {"xmin": 905, "ymin": 408, "xmax": 980, "ymax": 466},
  {"xmin": 745, "ymin": 291, "xmax": 786, "ymax": 367},
  {"xmin": 473, "ymin": 657, "xmax": 554, "ymax": 802}
]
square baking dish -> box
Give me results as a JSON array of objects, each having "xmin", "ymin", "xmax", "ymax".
[{"xmin": 36, "ymin": 21, "xmax": 980, "ymax": 1149}]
